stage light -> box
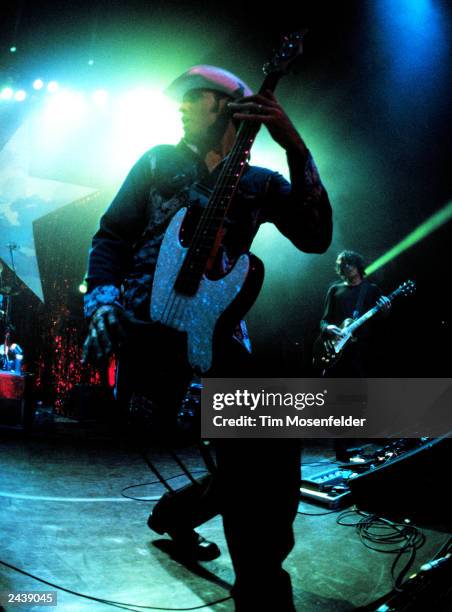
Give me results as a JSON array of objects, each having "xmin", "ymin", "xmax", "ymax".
[
  {"xmin": 78, "ymin": 283, "xmax": 87, "ymax": 294},
  {"xmin": 366, "ymin": 200, "xmax": 452, "ymax": 275},
  {"xmin": 92, "ymin": 89, "xmax": 108, "ymax": 105},
  {"xmin": 43, "ymin": 89, "xmax": 87, "ymax": 122},
  {"xmin": 47, "ymin": 81, "xmax": 59, "ymax": 93},
  {"xmin": 10, "ymin": 46, "xmax": 17, "ymax": 53},
  {"xmin": 0, "ymin": 87, "xmax": 14, "ymax": 100},
  {"xmin": 374, "ymin": 0, "xmax": 445, "ymax": 84},
  {"xmin": 35, "ymin": 89, "xmax": 88, "ymax": 154},
  {"xmin": 88, "ymin": 59, "xmax": 94, "ymax": 66},
  {"xmin": 33, "ymin": 79, "xmax": 44, "ymax": 90},
  {"xmin": 111, "ymin": 87, "xmax": 181, "ymax": 171},
  {"xmin": 14, "ymin": 90, "xmax": 27, "ymax": 102}
]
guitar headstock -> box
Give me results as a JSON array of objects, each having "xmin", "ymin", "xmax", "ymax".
[
  {"xmin": 397, "ymin": 280, "xmax": 416, "ymax": 298},
  {"xmin": 263, "ymin": 30, "xmax": 308, "ymax": 76}
]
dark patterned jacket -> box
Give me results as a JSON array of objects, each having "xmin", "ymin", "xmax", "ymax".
[{"xmin": 84, "ymin": 140, "xmax": 332, "ymax": 349}]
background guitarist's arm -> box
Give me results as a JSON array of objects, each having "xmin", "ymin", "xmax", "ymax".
[{"xmin": 231, "ymin": 91, "xmax": 332, "ymax": 254}]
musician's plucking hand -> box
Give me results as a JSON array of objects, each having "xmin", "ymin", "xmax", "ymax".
[{"xmin": 82, "ymin": 304, "xmax": 126, "ymax": 363}]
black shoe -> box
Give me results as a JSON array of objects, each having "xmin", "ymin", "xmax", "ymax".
[
  {"xmin": 169, "ymin": 530, "xmax": 221, "ymax": 562},
  {"xmin": 147, "ymin": 507, "xmax": 220, "ymax": 561},
  {"xmin": 147, "ymin": 509, "xmax": 166, "ymax": 535}
]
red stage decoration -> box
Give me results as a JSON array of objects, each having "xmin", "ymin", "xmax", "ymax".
[{"xmin": 0, "ymin": 372, "xmax": 25, "ymax": 400}]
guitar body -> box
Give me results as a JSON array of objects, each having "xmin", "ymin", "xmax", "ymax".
[
  {"xmin": 312, "ymin": 318, "xmax": 355, "ymax": 370},
  {"xmin": 151, "ymin": 207, "xmax": 264, "ymax": 373}
]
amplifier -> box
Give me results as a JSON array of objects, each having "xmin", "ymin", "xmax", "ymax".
[{"xmin": 349, "ymin": 436, "xmax": 452, "ymax": 527}]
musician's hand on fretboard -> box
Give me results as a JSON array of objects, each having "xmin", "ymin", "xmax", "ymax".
[{"xmin": 377, "ymin": 296, "xmax": 391, "ymax": 316}]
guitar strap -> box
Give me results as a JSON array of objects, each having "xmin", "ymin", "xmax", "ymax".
[{"xmin": 352, "ymin": 282, "xmax": 369, "ymax": 320}]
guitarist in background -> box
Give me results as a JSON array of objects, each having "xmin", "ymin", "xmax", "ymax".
[
  {"xmin": 320, "ymin": 250, "xmax": 391, "ymax": 377},
  {"xmin": 83, "ymin": 65, "xmax": 332, "ymax": 611},
  {"xmin": 320, "ymin": 250, "xmax": 390, "ymax": 461}
]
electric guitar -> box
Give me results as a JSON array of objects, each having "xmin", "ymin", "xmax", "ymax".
[
  {"xmin": 312, "ymin": 280, "xmax": 416, "ymax": 370},
  {"xmin": 150, "ymin": 31, "xmax": 308, "ymax": 374}
]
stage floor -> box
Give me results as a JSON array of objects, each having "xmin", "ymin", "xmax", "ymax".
[{"xmin": 0, "ymin": 423, "xmax": 448, "ymax": 611}]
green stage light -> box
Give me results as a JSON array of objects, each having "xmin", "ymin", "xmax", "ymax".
[{"xmin": 366, "ymin": 200, "xmax": 452, "ymax": 275}]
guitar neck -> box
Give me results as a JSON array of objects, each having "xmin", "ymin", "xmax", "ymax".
[
  {"xmin": 346, "ymin": 286, "xmax": 402, "ymax": 334},
  {"xmin": 198, "ymin": 70, "xmax": 282, "ymax": 231},
  {"xmin": 214, "ymin": 71, "xmax": 282, "ymax": 202},
  {"xmin": 347, "ymin": 306, "xmax": 379, "ymax": 333},
  {"xmin": 177, "ymin": 72, "xmax": 283, "ymax": 293},
  {"xmin": 173, "ymin": 29, "xmax": 308, "ymax": 296}
]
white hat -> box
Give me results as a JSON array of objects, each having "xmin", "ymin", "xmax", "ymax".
[{"xmin": 165, "ymin": 65, "xmax": 253, "ymax": 101}]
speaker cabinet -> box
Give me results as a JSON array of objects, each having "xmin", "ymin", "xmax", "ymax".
[{"xmin": 349, "ymin": 437, "xmax": 452, "ymax": 528}]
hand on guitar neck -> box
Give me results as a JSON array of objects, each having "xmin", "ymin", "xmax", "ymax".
[
  {"xmin": 228, "ymin": 90, "xmax": 308, "ymax": 154},
  {"xmin": 376, "ymin": 295, "xmax": 391, "ymax": 315}
]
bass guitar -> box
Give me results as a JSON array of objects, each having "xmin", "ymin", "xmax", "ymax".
[
  {"xmin": 151, "ymin": 31, "xmax": 307, "ymax": 373},
  {"xmin": 312, "ymin": 280, "xmax": 416, "ymax": 370}
]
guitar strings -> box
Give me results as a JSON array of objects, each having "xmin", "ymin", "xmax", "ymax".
[
  {"xmin": 160, "ymin": 82, "xmax": 270, "ymax": 339},
  {"xmin": 181, "ymin": 78, "xmax": 273, "ymax": 288},
  {"xmin": 179, "ymin": 120, "xmax": 256, "ymax": 290},
  {"xmin": 161, "ymin": 119, "xmax": 257, "ymax": 329}
]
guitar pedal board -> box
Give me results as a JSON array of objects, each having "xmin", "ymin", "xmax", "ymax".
[
  {"xmin": 300, "ymin": 438, "xmax": 432, "ymax": 510},
  {"xmin": 300, "ymin": 467, "xmax": 358, "ymax": 509}
]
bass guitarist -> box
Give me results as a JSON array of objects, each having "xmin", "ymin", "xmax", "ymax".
[{"xmin": 83, "ymin": 64, "xmax": 332, "ymax": 611}]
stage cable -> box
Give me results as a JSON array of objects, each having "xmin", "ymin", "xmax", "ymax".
[
  {"xmin": 120, "ymin": 469, "xmax": 208, "ymax": 502},
  {"xmin": 336, "ymin": 508, "xmax": 426, "ymax": 590},
  {"xmin": 0, "ymin": 559, "xmax": 231, "ymax": 611}
]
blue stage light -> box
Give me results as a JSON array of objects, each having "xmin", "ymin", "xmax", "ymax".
[
  {"xmin": 14, "ymin": 90, "xmax": 27, "ymax": 102},
  {"xmin": 1, "ymin": 87, "xmax": 14, "ymax": 100},
  {"xmin": 47, "ymin": 81, "xmax": 59, "ymax": 93}
]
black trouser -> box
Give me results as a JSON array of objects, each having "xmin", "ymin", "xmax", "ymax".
[
  {"xmin": 116, "ymin": 329, "xmax": 301, "ymax": 611},
  {"xmin": 216, "ymin": 438, "xmax": 300, "ymax": 611},
  {"xmin": 324, "ymin": 344, "xmax": 369, "ymax": 461}
]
